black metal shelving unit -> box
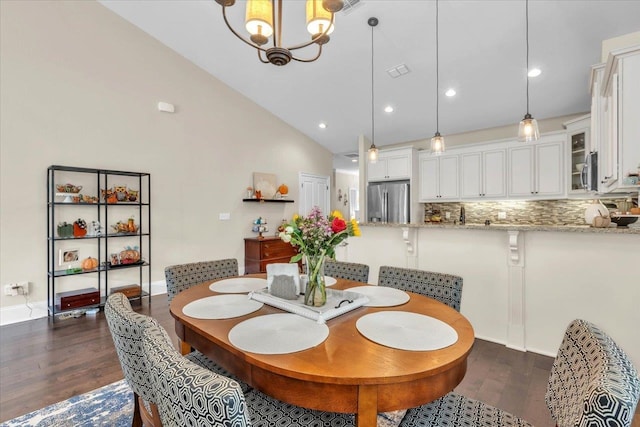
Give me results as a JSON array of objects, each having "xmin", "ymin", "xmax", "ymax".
[{"xmin": 47, "ymin": 165, "xmax": 151, "ymax": 320}]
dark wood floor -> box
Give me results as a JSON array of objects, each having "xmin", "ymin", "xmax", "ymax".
[{"xmin": 1, "ymin": 295, "xmax": 638, "ymax": 426}]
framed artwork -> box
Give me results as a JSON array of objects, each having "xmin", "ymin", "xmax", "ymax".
[
  {"xmin": 253, "ymin": 172, "xmax": 277, "ymax": 199},
  {"xmin": 58, "ymin": 248, "xmax": 79, "ymax": 267}
]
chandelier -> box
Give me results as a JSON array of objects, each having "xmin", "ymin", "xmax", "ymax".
[{"xmin": 215, "ymin": 0, "xmax": 344, "ymax": 66}]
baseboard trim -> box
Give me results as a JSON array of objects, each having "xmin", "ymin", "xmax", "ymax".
[{"xmin": 0, "ymin": 280, "xmax": 168, "ymax": 326}]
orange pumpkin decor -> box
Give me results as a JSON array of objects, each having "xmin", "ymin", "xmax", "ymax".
[
  {"xmin": 278, "ymin": 184, "xmax": 289, "ymax": 196},
  {"xmin": 73, "ymin": 218, "xmax": 87, "ymax": 237},
  {"xmin": 81, "ymin": 257, "xmax": 99, "ymax": 271}
]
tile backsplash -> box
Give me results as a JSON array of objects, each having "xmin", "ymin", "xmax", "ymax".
[{"xmin": 423, "ymin": 197, "xmax": 637, "ymax": 226}]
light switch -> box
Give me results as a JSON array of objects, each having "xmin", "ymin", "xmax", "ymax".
[{"xmin": 219, "ymin": 213, "xmax": 231, "ymax": 220}]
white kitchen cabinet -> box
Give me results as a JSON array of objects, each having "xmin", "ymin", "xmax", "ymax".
[
  {"xmin": 419, "ymin": 152, "xmax": 459, "ymax": 201},
  {"xmin": 508, "ymin": 140, "xmax": 565, "ymax": 199},
  {"xmin": 460, "ymin": 149, "xmax": 506, "ymax": 199},
  {"xmin": 596, "ymin": 45, "xmax": 640, "ymax": 193},
  {"xmin": 367, "ymin": 148, "xmax": 413, "ymax": 181}
]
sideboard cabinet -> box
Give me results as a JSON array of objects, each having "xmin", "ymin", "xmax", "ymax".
[{"xmin": 244, "ymin": 237, "xmax": 299, "ymax": 274}]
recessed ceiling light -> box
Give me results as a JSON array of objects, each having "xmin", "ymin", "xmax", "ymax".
[
  {"xmin": 445, "ymin": 89, "xmax": 456, "ymax": 97},
  {"xmin": 318, "ymin": 122, "xmax": 327, "ymax": 129},
  {"xmin": 351, "ymin": 158, "xmax": 358, "ymax": 163},
  {"xmin": 528, "ymin": 68, "xmax": 542, "ymax": 77},
  {"xmin": 384, "ymin": 105, "xmax": 394, "ymax": 113}
]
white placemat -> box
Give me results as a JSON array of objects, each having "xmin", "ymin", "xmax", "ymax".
[
  {"xmin": 300, "ymin": 274, "xmax": 337, "ymax": 287},
  {"xmin": 344, "ymin": 286, "xmax": 410, "ymax": 307},
  {"xmin": 228, "ymin": 313, "xmax": 329, "ymax": 354},
  {"xmin": 209, "ymin": 277, "xmax": 267, "ymax": 293},
  {"xmin": 182, "ymin": 295, "xmax": 263, "ymax": 319},
  {"xmin": 356, "ymin": 311, "xmax": 458, "ymax": 351}
]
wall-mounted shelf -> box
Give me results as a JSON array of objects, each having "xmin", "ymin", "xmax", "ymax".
[{"xmin": 242, "ymin": 198, "xmax": 294, "ymax": 203}]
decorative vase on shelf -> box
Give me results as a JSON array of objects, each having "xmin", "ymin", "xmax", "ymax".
[
  {"xmin": 584, "ymin": 199, "xmax": 610, "ymax": 227},
  {"xmin": 304, "ymin": 252, "xmax": 327, "ymax": 307}
]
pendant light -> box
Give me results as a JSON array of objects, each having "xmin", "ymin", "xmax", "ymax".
[
  {"xmin": 430, "ymin": 0, "xmax": 445, "ymax": 155},
  {"xmin": 518, "ymin": 0, "xmax": 540, "ymax": 142},
  {"xmin": 367, "ymin": 17, "xmax": 379, "ymax": 163}
]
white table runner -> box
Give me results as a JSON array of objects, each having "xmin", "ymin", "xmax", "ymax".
[
  {"xmin": 228, "ymin": 313, "xmax": 329, "ymax": 354},
  {"xmin": 356, "ymin": 311, "xmax": 458, "ymax": 351},
  {"xmin": 209, "ymin": 277, "xmax": 267, "ymax": 293},
  {"xmin": 344, "ymin": 286, "xmax": 410, "ymax": 307},
  {"xmin": 182, "ymin": 295, "xmax": 263, "ymax": 319}
]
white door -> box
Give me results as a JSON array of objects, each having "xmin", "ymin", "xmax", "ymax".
[
  {"xmin": 438, "ymin": 155, "xmax": 459, "ymax": 200},
  {"xmin": 483, "ymin": 149, "xmax": 507, "ymax": 198},
  {"xmin": 461, "ymin": 152, "xmax": 482, "ymax": 198},
  {"xmin": 536, "ymin": 141, "xmax": 564, "ymax": 197},
  {"xmin": 509, "ymin": 146, "xmax": 534, "ymax": 196},
  {"xmin": 419, "ymin": 156, "xmax": 439, "ymax": 201},
  {"xmin": 299, "ymin": 173, "xmax": 330, "ymax": 217}
]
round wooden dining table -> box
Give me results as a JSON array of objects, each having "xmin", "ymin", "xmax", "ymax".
[{"xmin": 170, "ymin": 275, "xmax": 475, "ymax": 427}]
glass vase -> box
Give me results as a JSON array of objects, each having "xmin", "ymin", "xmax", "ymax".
[{"xmin": 304, "ymin": 253, "xmax": 327, "ymax": 307}]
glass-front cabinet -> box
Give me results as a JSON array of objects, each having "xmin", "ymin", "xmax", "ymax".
[{"xmin": 564, "ymin": 115, "xmax": 591, "ymax": 195}]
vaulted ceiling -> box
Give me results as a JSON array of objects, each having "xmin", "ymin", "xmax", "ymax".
[{"xmin": 100, "ymin": 0, "xmax": 640, "ymax": 171}]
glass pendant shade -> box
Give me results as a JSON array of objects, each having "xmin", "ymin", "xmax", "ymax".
[
  {"xmin": 431, "ymin": 132, "xmax": 445, "ymax": 155},
  {"xmin": 306, "ymin": 0, "xmax": 334, "ymax": 36},
  {"xmin": 245, "ymin": 0, "xmax": 274, "ymax": 43},
  {"xmin": 518, "ymin": 114, "xmax": 540, "ymax": 142},
  {"xmin": 368, "ymin": 145, "xmax": 379, "ymax": 163}
]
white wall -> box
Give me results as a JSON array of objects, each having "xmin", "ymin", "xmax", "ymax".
[
  {"xmin": 347, "ymin": 225, "xmax": 640, "ymax": 369},
  {"xmin": 0, "ymin": 1, "xmax": 332, "ymax": 316}
]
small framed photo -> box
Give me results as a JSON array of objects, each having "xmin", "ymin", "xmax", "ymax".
[{"xmin": 58, "ymin": 248, "xmax": 80, "ymax": 267}]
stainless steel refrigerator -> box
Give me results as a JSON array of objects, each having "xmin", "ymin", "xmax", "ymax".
[{"xmin": 367, "ymin": 180, "xmax": 410, "ymax": 224}]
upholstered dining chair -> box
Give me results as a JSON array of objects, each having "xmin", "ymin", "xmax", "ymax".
[
  {"xmin": 105, "ymin": 293, "xmax": 250, "ymax": 427},
  {"xmin": 399, "ymin": 319, "xmax": 640, "ymax": 427},
  {"xmin": 378, "ymin": 266, "xmax": 463, "ymax": 312},
  {"xmin": 324, "ymin": 259, "xmax": 370, "ymax": 283},
  {"xmin": 141, "ymin": 308, "xmax": 358, "ymax": 427},
  {"xmin": 164, "ymin": 258, "xmax": 238, "ymax": 303},
  {"xmin": 164, "ymin": 258, "xmax": 238, "ymax": 353}
]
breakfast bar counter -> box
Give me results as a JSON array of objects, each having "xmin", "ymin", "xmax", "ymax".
[{"xmin": 361, "ymin": 221, "xmax": 640, "ymax": 234}]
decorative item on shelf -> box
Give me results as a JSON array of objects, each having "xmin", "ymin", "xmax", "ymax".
[
  {"xmin": 252, "ymin": 217, "xmax": 268, "ymax": 239},
  {"xmin": 255, "ymin": 190, "xmax": 263, "ymax": 200},
  {"xmin": 276, "ymin": 183, "xmax": 289, "ymax": 199},
  {"xmin": 81, "ymin": 257, "xmax": 99, "ymax": 271},
  {"xmin": 279, "ymin": 207, "xmax": 361, "ymax": 307},
  {"xmin": 110, "ymin": 246, "xmax": 142, "ymax": 267},
  {"xmin": 253, "ymin": 172, "xmax": 277, "ymax": 199},
  {"xmin": 246, "ymin": 186, "xmax": 254, "ymax": 198},
  {"xmin": 101, "ymin": 187, "xmax": 138, "ymax": 203},
  {"xmin": 87, "ymin": 220, "xmax": 104, "ymax": 237},
  {"xmin": 111, "ymin": 217, "xmax": 138, "ymax": 234},
  {"xmin": 56, "ymin": 183, "xmax": 82, "ymax": 193},
  {"xmin": 73, "ymin": 218, "xmax": 87, "ymax": 237},
  {"xmin": 57, "ymin": 222, "xmax": 74, "ymax": 238}
]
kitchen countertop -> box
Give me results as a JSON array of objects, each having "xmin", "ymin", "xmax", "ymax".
[{"xmin": 361, "ymin": 222, "xmax": 640, "ymax": 234}]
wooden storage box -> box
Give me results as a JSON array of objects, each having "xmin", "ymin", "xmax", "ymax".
[
  {"xmin": 110, "ymin": 284, "xmax": 141, "ymax": 298},
  {"xmin": 244, "ymin": 237, "xmax": 300, "ymax": 274},
  {"xmin": 55, "ymin": 287, "xmax": 100, "ymax": 310}
]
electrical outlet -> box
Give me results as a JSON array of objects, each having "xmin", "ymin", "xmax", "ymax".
[
  {"xmin": 498, "ymin": 212, "xmax": 507, "ymax": 220},
  {"xmin": 4, "ymin": 282, "xmax": 28, "ymax": 296},
  {"xmin": 445, "ymin": 211, "xmax": 451, "ymax": 220},
  {"xmin": 18, "ymin": 281, "xmax": 29, "ymax": 295},
  {"xmin": 4, "ymin": 284, "xmax": 17, "ymax": 296}
]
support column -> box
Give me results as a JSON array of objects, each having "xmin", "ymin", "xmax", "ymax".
[{"xmin": 506, "ymin": 230, "xmax": 526, "ymax": 351}]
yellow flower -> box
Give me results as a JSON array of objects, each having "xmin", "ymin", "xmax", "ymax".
[
  {"xmin": 331, "ymin": 210, "xmax": 343, "ymax": 219},
  {"xmin": 350, "ymin": 219, "xmax": 361, "ymax": 236},
  {"xmin": 292, "ymin": 214, "xmax": 300, "ymax": 221}
]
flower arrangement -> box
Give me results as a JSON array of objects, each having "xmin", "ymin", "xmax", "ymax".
[{"xmin": 279, "ymin": 207, "xmax": 361, "ymax": 306}]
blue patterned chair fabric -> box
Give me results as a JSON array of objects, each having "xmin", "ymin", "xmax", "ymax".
[
  {"xmin": 400, "ymin": 319, "xmax": 640, "ymax": 427},
  {"xmin": 142, "ymin": 313, "xmax": 357, "ymax": 427},
  {"xmin": 545, "ymin": 319, "xmax": 640, "ymax": 427},
  {"xmin": 324, "ymin": 259, "xmax": 370, "ymax": 283},
  {"xmin": 164, "ymin": 258, "xmax": 238, "ymax": 302},
  {"xmin": 377, "ymin": 266, "xmax": 463, "ymax": 312}
]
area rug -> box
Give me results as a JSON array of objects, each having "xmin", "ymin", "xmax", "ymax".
[
  {"xmin": 0, "ymin": 379, "xmax": 404, "ymax": 427},
  {"xmin": 0, "ymin": 380, "xmax": 133, "ymax": 427}
]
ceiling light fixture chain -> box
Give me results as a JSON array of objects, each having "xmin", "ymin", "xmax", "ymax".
[
  {"xmin": 517, "ymin": 0, "xmax": 540, "ymax": 142},
  {"xmin": 430, "ymin": 0, "xmax": 445, "ymax": 155},
  {"xmin": 216, "ymin": 0, "xmax": 344, "ymax": 66},
  {"xmin": 367, "ymin": 17, "xmax": 379, "ymax": 163}
]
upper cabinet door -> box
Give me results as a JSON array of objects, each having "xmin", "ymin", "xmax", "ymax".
[
  {"xmin": 386, "ymin": 154, "xmax": 411, "ymax": 180},
  {"xmin": 536, "ymin": 141, "xmax": 564, "ymax": 197},
  {"xmin": 508, "ymin": 146, "xmax": 535, "ymax": 197},
  {"xmin": 438, "ymin": 155, "xmax": 459, "ymax": 200},
  {"xmin": 461, "ymin": 152, "xmax": 482, "ymax": 198},
  {"xmin": 367, "ymin": 160, "xmax": 387, "ymax": 181},
  {"xmin": 483, "ymin": 149, "xmax": 507, "ymax": 198},
  {"xmin": 419, "ymin": 156, "xmax": 439, "ymax": 201}
]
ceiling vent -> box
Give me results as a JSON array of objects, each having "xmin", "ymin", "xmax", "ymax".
[
  {"xmin": 340, "ymin": 0, "xmax": 363, "ymax": 15},
  {"xmin": 344, "ymin": 153, "xmax": 359, "ymax": 159},
  {"xmin": 387, "ymin": 64, "xmax": 411, "ymax": 78}
]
